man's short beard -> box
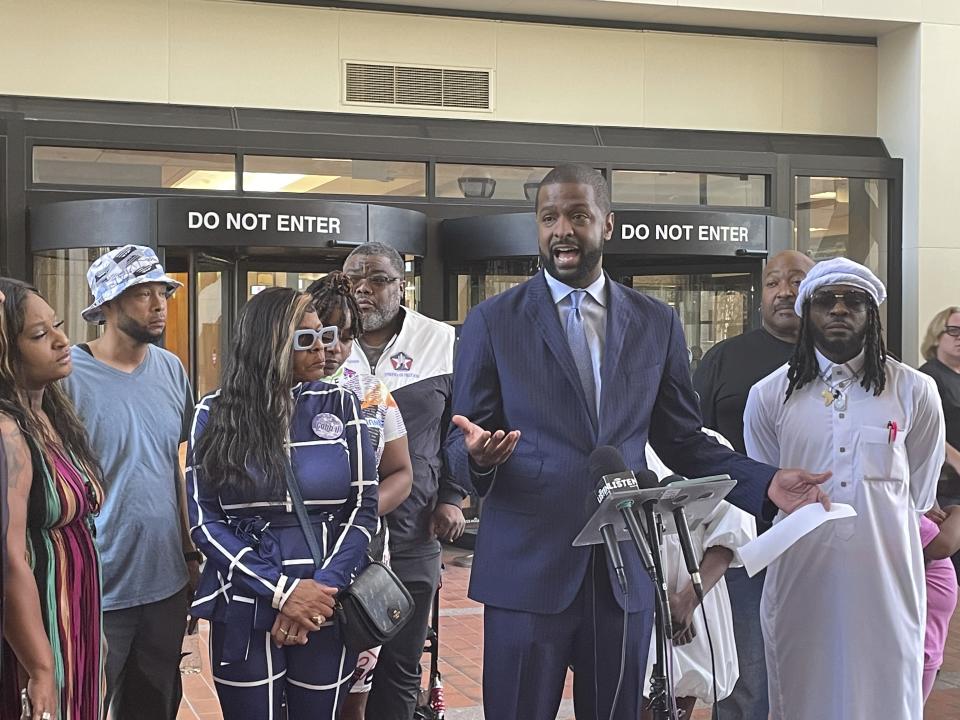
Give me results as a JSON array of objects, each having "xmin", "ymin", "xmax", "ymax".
[
  {"xmin": 359, "ymin": 298, "xmax": 401, "ymax": 334},
  {"xmin": 539, "ymin": 246, "xmax": 603, "ymax": 286},
  {"xmin": 811, "ymin": 324, "xmax": 866, "ymax": 362},
  {"xmin": 117, "ymin": 312, "xmax": 162, "ymax": 345}
]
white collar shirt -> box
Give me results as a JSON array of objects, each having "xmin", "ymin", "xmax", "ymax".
[{"xmin": 742, "ymin": 350, "xmax": 945, "ymax": 719}]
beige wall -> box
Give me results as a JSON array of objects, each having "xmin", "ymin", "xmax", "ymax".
[
  {"xmin": 0, "ymin": 0, "xmax": 877, "ymax": 135},
  {"xmin": 878, "ymin": 22, "xmax": 960, "ymax": 364}
]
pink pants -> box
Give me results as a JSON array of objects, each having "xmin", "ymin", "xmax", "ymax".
[{"xmin": 923, "ymin": 665, "xmax": 939, "ymax": 702}]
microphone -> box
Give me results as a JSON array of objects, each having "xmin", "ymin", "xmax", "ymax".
[
  {"xmin": 589, "ymin": 447, "xmax": 656, "ymax": 585},
  {"xmin": 660, "ymin": 473, "xmax": 704, "ymax": 599}
]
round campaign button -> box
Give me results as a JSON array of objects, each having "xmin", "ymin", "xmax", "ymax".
[{"xmin": 312, "ymin": 413, "xmax": 344, "ymax": 440}]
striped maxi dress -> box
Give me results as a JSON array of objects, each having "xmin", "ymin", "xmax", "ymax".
[{"xmin": 1, "ymin": 435, "xmax": 104, "ymax": 719}]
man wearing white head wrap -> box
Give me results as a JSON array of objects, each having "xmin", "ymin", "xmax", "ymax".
[
  {"xmin": 743, "ymin": 256, "xmax": 946, "ymax": 719},
  {"xmin": 793, "ymin": 256, "xmax": 887, "ymax": 317}
]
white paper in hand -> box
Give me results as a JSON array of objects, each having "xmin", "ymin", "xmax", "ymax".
[{"xmin": 737, "ymin": 503, "xmax": 857, "ymax": 577}]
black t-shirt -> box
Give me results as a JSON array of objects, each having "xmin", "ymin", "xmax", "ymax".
[
  {"xmin": 693, "ymin": 328, "xmax": 796, "ymax": 455},
  {"xmin": 919, "ymin": 357, "xmax": 960, "ymax": 451}
]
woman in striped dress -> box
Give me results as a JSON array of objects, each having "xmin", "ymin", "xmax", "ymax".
[
  {"xmin": 0, "ymin": 278, "xmax": 104, "ymax": 720},
  {"xmin": 187, "ymin": 287, "xmax": 378, "ymax": 719}
]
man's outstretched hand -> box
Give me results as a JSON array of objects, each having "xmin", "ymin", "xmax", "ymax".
[
  {"xmin": 451, "ymin": 415, "xmax": 520, "ymax": 472},
  {"xmin": 768, "ymin": 469, "xmax": 832, "ymax": 514}
]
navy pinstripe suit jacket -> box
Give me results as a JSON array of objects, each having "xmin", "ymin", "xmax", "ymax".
[{"xmin": 446, "ymin": 270, "xmax": 777, "ymax": 614}]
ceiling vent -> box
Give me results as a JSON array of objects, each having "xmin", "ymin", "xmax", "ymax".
[{"xmin": 344, "ymin": 62, "xmax": 492, "ymax": 111}]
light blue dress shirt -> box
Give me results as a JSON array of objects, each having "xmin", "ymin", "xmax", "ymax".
[{"xmin": 544, "ymin": 270, "xmax": 607, "ymax": 417}]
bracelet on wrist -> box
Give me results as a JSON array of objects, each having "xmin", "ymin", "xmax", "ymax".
[{"xmin": 183, "ymin": 550, "xmax": 202, "ymax": 563}]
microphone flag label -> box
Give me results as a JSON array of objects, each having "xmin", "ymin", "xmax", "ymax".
[{"xmin": 595, "ymin": 472, "xmax": 640, "ymax": 505}]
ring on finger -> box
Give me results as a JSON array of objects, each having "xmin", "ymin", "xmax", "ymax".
[
  {"xmin": 279, "ymin": 628, "xmax": 289, "ymax": 636},
  {"xmin": 41, "ymin": 713, "xmax": 52, "ymax": 720}
]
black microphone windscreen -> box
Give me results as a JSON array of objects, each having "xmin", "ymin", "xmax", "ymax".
[
  {"xmin": 634, "ymin": 468, "xmax": 661, "ymax": 489},
  {"xmin": 589, "ymin": 445, "xmax": 629, "ymax": 484},
  {"xmin": 660, "ymin": 473, "xmax": 686, "ymax": 487}
]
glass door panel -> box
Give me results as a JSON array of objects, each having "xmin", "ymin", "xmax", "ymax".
[
  {"xmin": 449, "ymin": 259, "xmax": 539, "ymax": 323},
  {"xmin": 166, "ymin": 271, "xmax": 190, "ymax": 376},
  {"xmin": 246, "ymin": 270, "xmax": 328, "ymax": 299},
  {"xmin": 617, "ymin": 270, "xmax": 758, "ymax": 368},
  {"xmin": 33, "ymin": 247, "xmax": 107, "ymax": 345},
  {"xmin": 194, "ymin": 261, "xmax": 233, "ymax": 398}
]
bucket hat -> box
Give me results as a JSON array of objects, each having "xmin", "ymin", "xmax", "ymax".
[{"xmin": 82, "ymin": 245, "xmax": 182, "ymax": 324}]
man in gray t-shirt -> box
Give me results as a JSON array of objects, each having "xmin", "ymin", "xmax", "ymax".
[{"xmin": 64, "ymin": 245, "xmax": 197, "ymax": 720}]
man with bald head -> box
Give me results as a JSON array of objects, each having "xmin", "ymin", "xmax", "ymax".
[
  {"xmin": 693, "ymin": 249, "xmax": 814, "ymax": 720},
  {"xmin": 695, "ymin": 250, "xmax": 814, "ymax": 455}
]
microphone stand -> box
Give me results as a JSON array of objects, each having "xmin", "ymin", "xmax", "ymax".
[
  {"xmin": 573, "ymin": 473, "xmax": 735, "ymax": 720},
  {"xmin": 619, "ymin": 500, "xmax": 677, "ymax": 720},
  {"xmin": 640, "ymin": 501, "xmax": 677, "ymax": 720}
]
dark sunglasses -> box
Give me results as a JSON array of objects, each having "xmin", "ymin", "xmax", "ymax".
[
  {"xmin": 943, "ymin": 325, "xmax": 960, "ymax": 338},
  {"xmin": 810, "ymin": 290, "xmax": 870, "ymax": 312}
]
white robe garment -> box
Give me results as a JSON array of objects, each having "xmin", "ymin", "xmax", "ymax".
[
  {"xmin": 643, "ymin": 432, "xmax": 757, "ymax": 703},
  {"xmin": 744, "ymin": 350, "xmax": 945, "ymax": 720}
]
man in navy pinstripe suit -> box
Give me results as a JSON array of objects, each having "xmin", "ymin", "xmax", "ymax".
[{"xmin": 446, "ymin": 164, "xmax": 830, "ymax": 720}]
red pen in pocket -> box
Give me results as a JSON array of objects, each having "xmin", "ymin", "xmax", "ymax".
[{"xmin": 887, "ymin": 420, "xmax": 898, "ymax": 443}]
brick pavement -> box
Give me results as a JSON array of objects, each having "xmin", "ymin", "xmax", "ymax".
[{"xmin": 178, "ymin": 547, "xmax": 960, "ymax": 719}]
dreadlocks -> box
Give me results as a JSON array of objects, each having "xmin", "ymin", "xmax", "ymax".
[
  {"xmin": 305, "ymin": 271, "xmax": 364, "ymax": 339},
  {"xmin": 785, "ymin": 299, "xmax": 887, "ymax": 402}
]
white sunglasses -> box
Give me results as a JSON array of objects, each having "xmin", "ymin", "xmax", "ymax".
[{"xmin": 292, "ymin": 326, "xmax": 339, "ymax": 351}]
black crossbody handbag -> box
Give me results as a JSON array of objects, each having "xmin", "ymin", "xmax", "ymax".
[{"xmin": 283, "ymin": 459, "xmax": 414, "ymax": 653}]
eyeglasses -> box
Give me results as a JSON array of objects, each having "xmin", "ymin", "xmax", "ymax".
[
  {"xmin": 344, "ymin": 273, "xmax": 401, "ymax": 289},
  {"xmin": 810, "ymin": 290, "xmax": 870, "ymax": 312},
  {"xmin": 292, "ymin": 326, "xmax": 339, "ymax": 351},
  {"xmin": 943, "ymin": 325, "xmax": 960, "ymax": 338}
]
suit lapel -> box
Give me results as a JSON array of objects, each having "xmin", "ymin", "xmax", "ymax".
[
  {"xmin": 525, "ymin": 271, "xmax": 598, "ymax": 435},
  {"xmin": 599, "ymin": 274, "xmax": 631, "ymax": 439}
]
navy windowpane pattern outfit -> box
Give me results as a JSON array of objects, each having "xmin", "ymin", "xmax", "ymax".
[{"xmin": 186, "ymin": 381, "xmax": 378, "ymax": 719}]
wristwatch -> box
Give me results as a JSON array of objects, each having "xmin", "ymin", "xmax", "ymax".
[{"xmin": 183, "ymin": 550, "xmax": 203, "ymax": 563}]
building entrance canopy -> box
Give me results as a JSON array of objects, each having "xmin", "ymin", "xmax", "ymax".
[
  {"xmin": 29, "ymin": 197, "xmax": 427, "ymax": 255},
  {"xmin": 442, "ymin": 209, "xmax": 791, "ymax": 260}
]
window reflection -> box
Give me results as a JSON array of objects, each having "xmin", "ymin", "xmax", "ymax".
[
  {"xmin": 246, "ymin": 271, "xmax": 328, "ymax": 299},
  {"xmin": 436, "ymin": 164, "xmax": 551, "ymax": 201},
  {"xmin": 612, "ymin": 171, "xmax": 766, "ymax": 207},
  {"xmin": 450, "ymin": 259, "xmax": 540, "ymax": 322},
  {"xmin": 243, "ymin": 157, "xmax": 426, "ymax": 197},
  {"xmin": 624, "ymin": 273, "xmax": 755, "ymax": 358},
  {"xmin": 33, "ymin": 248, "xmax": 107, "ymax": 344},
  {"xmin": 32, "ymin": 147, "xmax": 236, "ymax": 190},
  {"xmin": 794, "ymin": 176, "xmax": 888, "ymax": 329}
]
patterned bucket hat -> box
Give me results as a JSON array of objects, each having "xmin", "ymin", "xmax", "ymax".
[{"xmin": 82, "ymin": 245, "xmax": 182, "ymax": 324}]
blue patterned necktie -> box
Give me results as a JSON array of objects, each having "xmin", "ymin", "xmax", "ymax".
[{"xmin": 565, "ymin": 289, "xmax": 597, "ymax": 422}]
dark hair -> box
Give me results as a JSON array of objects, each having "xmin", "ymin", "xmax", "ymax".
[
  {"xmin": 345, "ymin": 242, "xmax": 404, "ymax": 277},
  {"xmin": 305, "ymin": 271, "xmax": 364, "ymax": 339},
  {"xmin": 195, "ymin": 287, "xmax": 314, "ymax": 496},
  {"xmin": 536, "ymin": 164, "xmax": 612, "ymax": 215},
  {"xmin": 0, "ymin": 277, "xmax": 102, "ymax": 487},
  {"xmin": 785, "ymin": 298, "xmax": 887, "ymax": 402}
]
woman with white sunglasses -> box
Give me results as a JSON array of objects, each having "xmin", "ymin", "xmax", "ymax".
[{"xmin": 186, "ymin": 287, "xmax": 378, "ymax": 719}]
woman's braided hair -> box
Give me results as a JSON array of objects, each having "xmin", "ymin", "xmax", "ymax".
[{"xmin": 305, "ymin": 271, "xmax": 364, "ymax": 338}]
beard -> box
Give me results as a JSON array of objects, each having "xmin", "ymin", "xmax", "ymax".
[
  {"xmin": 117, "ymin": 311, "xmax": 163, "ymax": 345},
  {"xmin": 539, "ymin": 244, "xmax": 604, "ymax": 286},
  {"xmin": 811, "ymin": 323, "xmax": 866, "ymax": 362},
  {"xmin": 359, "ymin": 299, "xmax": 400, "ymax": 334}
]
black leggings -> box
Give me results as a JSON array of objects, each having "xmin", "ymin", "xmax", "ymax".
[{"xmin": 364, "ymin": 578, "xmax": 437, "ymax": 720}]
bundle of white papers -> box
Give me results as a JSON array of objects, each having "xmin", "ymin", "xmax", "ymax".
[{"xmin": 737, "ymin": 503, "xmax": 858, "ymax": 577}]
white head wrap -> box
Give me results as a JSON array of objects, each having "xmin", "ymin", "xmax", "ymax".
[{"xmin": 794, "ymin": 257, "xmax": 886, "ymax": 316}]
